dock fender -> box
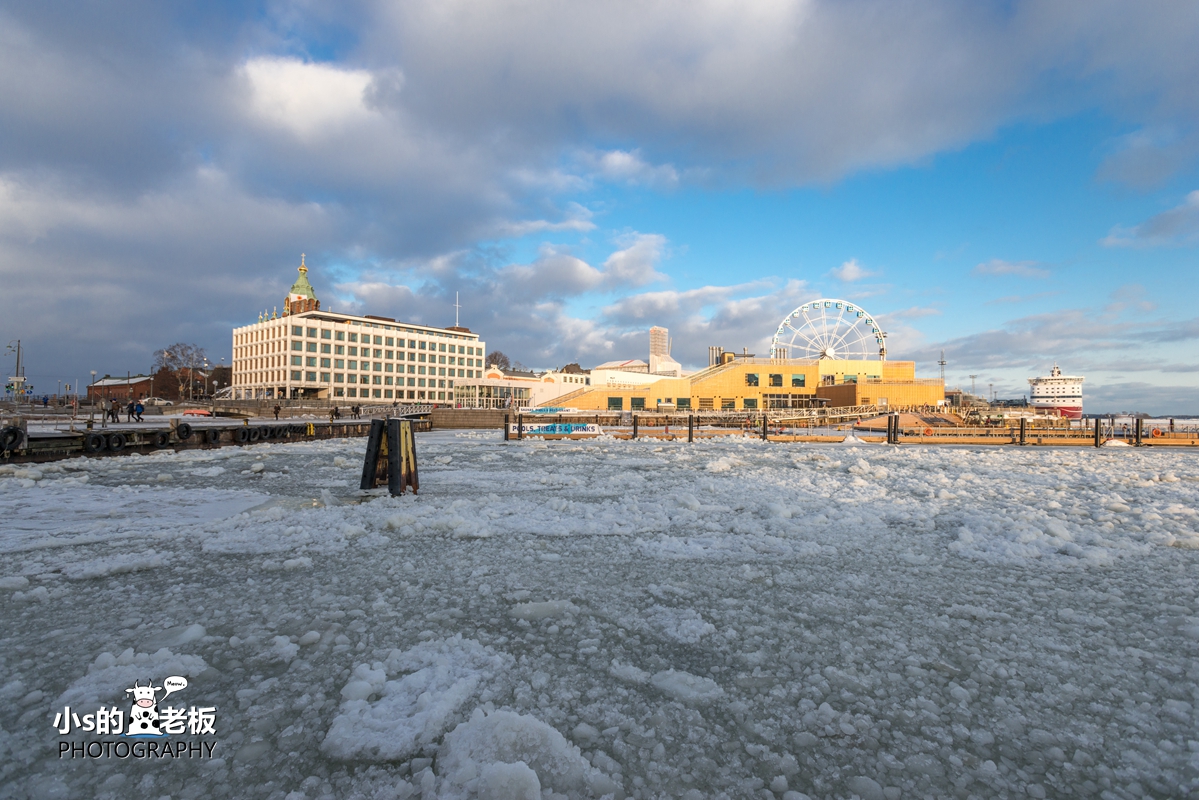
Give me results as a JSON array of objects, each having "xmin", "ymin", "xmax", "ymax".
[
  {"xmin": 153, "ymin": 431, "xmax": 170, "ymax": 448},
  {"xmin": 234, "ymin": 427, "xmax": 250, "ymax": 444},
  {"xmin": 205, "ymin": 428, "xmax": 221, "ymax": 445},
  {"xmin": 0, "ymin": 426, "xmax": 20, "ymax": 450},
  {"xmin": 83, "ymin": 433, "xmax": 105, "ymax": 453},
  {"xmin": 248, "ymin": 427, "xmax": 262, "ymax": 443},
  {"xmin": 176, "ymin": 422, "xmax": 192, "ymax": 440},
  {"xmin": 107, "ymin": 432, "xmax": 126, "ymax": 452}
]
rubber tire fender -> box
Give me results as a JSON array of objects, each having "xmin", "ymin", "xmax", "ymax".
[
  {"xmin": 0, "ymin": 426, "xmax": 20, "ymax": 450},
  {"xmin": 205, "ymin": 428, "xmax": 221, "ymax": 445},
  {"xmin": 84, "ymin": 433, "xmax": 105, "ymax": 453},
  {"xmin": 262, "ymin": 426, "xmax": 275, "ymax": 440},
  {"xmin": 248, "ymin": 427, "xmax": 262, "ymax": 443},
  {"xmin": 153, "ymin": 431, "xmax": 171, "ymax": 448},
  {"xmin": 176, "ymin": 422, "xmax": 193, "ymax": 440},
  {"xmin": 234, "ymin": 427, "xmax": 250, "ymax": 444},
  {"xmin": 107, "ymin": 432, "xmax": 127, "ymax": 452}
]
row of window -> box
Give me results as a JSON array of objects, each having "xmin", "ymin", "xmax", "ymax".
[
  {"xmin": 290, "ymin": 370, "xmax": 453, "ymax": 389},
  {"xmin": 744, "ymin": 374, "xmax": 807, "ymax": 388},
  {"xmin": 334, "ymin": 388, "xmax": 448, "ymax": 400},
  {"xmin": 287, "ymin": 325, "xmax": 481, "ymax": 354},
  {"xmin": 284, "ymin": 341, "xmax": 479, "ymax": 365}
]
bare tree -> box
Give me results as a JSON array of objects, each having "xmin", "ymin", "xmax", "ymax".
[
  {"xmin": 154, "ymin": 343, "xmax": 207, "ymax": 400},
  {"xmin": 485, "ymin": 351, "xmax": 511, "ymax": 370}
]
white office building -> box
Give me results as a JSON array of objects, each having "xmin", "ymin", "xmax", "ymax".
[{"xmin": 231, "ymin": 258, "xmax": 485, "ymax": 402}]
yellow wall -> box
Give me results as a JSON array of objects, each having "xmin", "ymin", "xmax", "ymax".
[{"xmin": 816, "ymin": 379, "xmax": 945, "ymax": 408}]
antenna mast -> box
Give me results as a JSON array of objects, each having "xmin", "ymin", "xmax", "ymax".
[
  {"xmin": 454, "ymin": 292, "xmax": 461, "ymax": 327},
  {"xmin": 938, "ymin": 350, "xmax": 946, "ymax": 384}
]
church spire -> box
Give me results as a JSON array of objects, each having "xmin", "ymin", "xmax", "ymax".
[{"xmin": 285, "ymin": 253, "xmax": 320, "ymax": 314}]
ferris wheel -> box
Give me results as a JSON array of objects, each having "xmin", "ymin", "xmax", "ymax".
[{"xmin": 769, "ymin": 299, "xmax": 887, "ymax": 360}]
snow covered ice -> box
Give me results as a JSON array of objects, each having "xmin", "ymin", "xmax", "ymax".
[{"xmin": 2, "ymin": 433, "xmax": 1199, "ymax": 799}]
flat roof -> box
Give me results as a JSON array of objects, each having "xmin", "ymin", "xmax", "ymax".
[{"xmin": 236, "ymin": 309, "xmax": 481, "ymax": 340}]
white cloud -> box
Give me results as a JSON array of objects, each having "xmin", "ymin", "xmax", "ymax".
[
  {"xmin": 972, "ymin": 259, "xmax": 1050, "ymax": 279},
  {"xmin": 828, "ymin": 258, "xmax": 874, "ymax": 282},
  {"xmin": 602, "ymin": 233, "xmax": 668, "ymax": 287},
  {"xmin": 241, "ymin": 57, "xmax": 376, "ymax": 141},
  {"xmin": 1101, "ymin": 190, "xmax": 1199, "ymax": 247}
]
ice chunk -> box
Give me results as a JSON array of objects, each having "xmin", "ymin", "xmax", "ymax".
[
  {"xmin": 509, "ymin": 600, "xmax": 578, "ymax": 620},
  {"xmin": 322, "ymin": 635, "xmax": 513, "ymax": 762},
  {"xmin": 438, "ymin": 708, "xmax": 618, "ymax": 799},
  {"xmin": 650, "ymin": 670, "xmax": 724, "ymax": 703}
]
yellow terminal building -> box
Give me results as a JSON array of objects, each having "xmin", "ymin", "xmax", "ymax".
[{"xmin": 541, "ymin": 298, "xmax": 944, "ymax": 412}]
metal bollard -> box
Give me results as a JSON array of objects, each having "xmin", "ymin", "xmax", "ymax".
[
  {"xmin": 1019, "ymin": 417, "xmax": 1027, "ymax": 446},
  {"xmin": 688, "ymin": 414, "xmax": 694, "ymax": 443},
  {"xmin": 1134, "ymin": 417, "xmax": 1142, "ymax": 446},
  {"xmin": 761, "ymin": 415, "xmax": 768, "ymax": 441},
  {"xmin": 632, "ymin": 415, "xmax": 638, "ymax": 439},
  {"xmin": 1094, "ymin": 418, "xmax": 1101, "ymax": 448},
  {"xmin": 503, "ymin": 414, "xmax": 509, "ymax": 442},
  {"xmin": 518, "ymin": 414, "xmax": 524, "ymax": 440}
]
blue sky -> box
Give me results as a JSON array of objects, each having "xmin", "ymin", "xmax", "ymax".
[{"xmin": 1, "ymin": 1, "xmax": 1197, "ymax": 412}]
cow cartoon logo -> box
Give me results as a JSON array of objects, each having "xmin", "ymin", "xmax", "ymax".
[{"xmin": 125, "ymin": 680, "xmax": 164, "ymax": 737}]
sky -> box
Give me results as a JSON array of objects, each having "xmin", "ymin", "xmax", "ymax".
[{"xmin": 1, "ymin": 1, "xmax": 1198, "ymax": 413}]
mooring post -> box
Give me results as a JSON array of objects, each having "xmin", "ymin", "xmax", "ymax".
[
  {"xmin": 761, "ymin": 415, "xmax": 768, "ymax": 441},
  {"xmin": 632, "ymin": 415, "xmax": 638, "ymax": 439},
  {"xmin": 503, "ymin": 414, "xmax": 509, "ymax": 442},
  {"xmin": 1094, "ymin": 417, "xmax": 1101, "ymax": 448},
  {"xmin": 688, "ymin": 414, "xmax": 694, "ymax": 443},
  {"xmin": 518, "ymin": 414, "xmax": 524, "ymax": 440},
  {"xmin": 1134, "ymin": 417, "xmax": 1142, "ymax": 446},
  {"xmin": 1019, "ymin": 417, "xmax": 1027, "ymax": 446}
]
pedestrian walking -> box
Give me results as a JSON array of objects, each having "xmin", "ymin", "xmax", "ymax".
[
  {"xmin": 109, "ymin": 398, "xmax": 120, "ymax": 423},
  {"xmin": 126, "ymin": 400, "xmax": 136, "ymax": 422},
  {"xmin": 273, "ymin": 404, "xmax": 281, "ymax": 420},
  {"xmin": 135, "ymin": 401, "xmax": 144, "ymax": 422}
]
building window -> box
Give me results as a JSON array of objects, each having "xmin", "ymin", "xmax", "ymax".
[
  {"xmin": 320, "ymin": 372, "xmax": 330, "ymax": 382},
  {"xmin": 385, "ymin": 389, "xmax": 393, "ymax": 398},
  {"xmin": 373, "ymin": 375, "xmax": 382, "ymax": 385},
  {"xmin": 408, "ymin": 365, "xmax": 415, "ymax": 374},
  {"xmin": 291, "ymin": 370, "xmax": 302, "ymax": 381},
  {"xmin": 348, "ymin": 388, "xmax": 357, "ymax": 397},
  {"xmin": 769, "ymin": 374, "xmax": 782, "ymax": 387},
  {"xmin": 334, "ymin": 373, "xmax": 344, "ymax": 383},
  {"xmin": 419, "ymin": 341, "xmax": 426, "ymax": 349},
  {"xmin": 349, "ymin": 333, "xmax": 357, "ymax": 342},
  {"xmin": 318, "ymin": 357, "xmax": 329, "ymax": 368},
  {"xmin": 334, "ymin": 387, "xmax": 344, "ymax": 397},
  {"xmin": 438, "ymin": 391, "xmax": 446, "ymax": 400},
  {"xmin": 348, "ymin": 360, "xmax": 357, "ymax": 369},
  {"xmin": 385, "ymin": 376, "xmax": 393, "ymax": 385},
  {"xmin": 418, "ymin": 366, "xmax": 426, "ymax": 375},
  {"xmin": 745, "ymin": 373, "xmax": 759, "ymax": 386},
  {"xmin": 373, "ymin": 389, "xmax": 381, "ymax": 398},
  {"xmin": 374, "ymin": 336, "xmax": 383, "ymax": 345},
  {"xmin": 419, "ymin": 353, "xmax": 426, "ymax": 362},
  {"xmin": 721, "ymin": 399, "xmax": 736, "ymax": 410},
  {"xmin": 292, "ymin": 326, "xmax": 303, "ymax": 336},
  {"xmin": 791, "ymin": 374, "xmax": 806, "ymax": 387},
  {"xmin": 418, "ymin": 378, "xmax": 426, "ymax": 387},
  {"xmin": 348, "ymin": 346, "xmax": 357, "ymax": 356},
  {"xmin": 292, "ymin": 341, "xmax": 302, "ymax": 351},
  {"xmin": 291, "ymin": 356, "xmax": 302, "ymax": 366},
  {"xmin": 386, "ymin": 337, "xmax": 394, "ymax": 346},
  {"xmin": 743, "ymin": 398, "xmax": 758, "ymax": 409},
  {"xmin": 321, "ymin": 330, "xmax": 331, "ymax": 339},
  {"xmin": 336, "ymin": 331, "xmax": 345, "ymax": 341},
  {"xmin": 307, "ymin": 328, "xmax": 317, "ymax": 337},
  {"xmin": 407, "ymin": 377, "xmax": 415, "ymax": 386},
  {"xmin": 438, "ymin": 355, "xmax": 446, "ymax": 364},
  {"xmin": 385, "ymin": 363, "xmax": 393, "ymax": 373},
  {"xmin": 306, "ymin": 371, "xmax": 317, "ymax": 381},
  {"xmin": 630, "ymin": 397, "xmax": 645, "ymax": 410},
  {"xmin": 321, "ymin": 344, "xmax": 331, "ymax": 354},
  {"xmin": 307, "ymin": 342, "xmax": 317, "ymax": 352},
  {"xmin": 334, "ymin": 359, "xmax": 344, "ymax": 369},
  {"xmin": 306, "ymin": 357, "xmax": 316, "ymax": 367},
  {"xmin": 373, "ymin": 362, "xmax": 382, "ymax": 371},
  {"xmin": 348, "ymin": 374, "xmax": 356, "ymax": 384},
  {"xmin": 439, "ymin": 368, "xmax": 446, "ymax": 376},
  {"xmin": 408, "ymin": 390, "xmax": 415, "ymax": 399},
  {"xmin": 408, "ymin": 340, "xmax": 416, "ymax": 348},
  {"xmin": 335, "ymin": 345, "xmax": 344, "ymax": 355},
  {"xmin": 677, "ymin": 398, "xmax": 691, "ymax": 409}
]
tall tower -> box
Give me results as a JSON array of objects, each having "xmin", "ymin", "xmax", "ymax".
[
  {"xmin": 284, "ymin": 254, "xmax": 320, "ymax": 316},
  {"xmin": 649, "ymin": 326, "xmax": 669, "ymax": 357}
]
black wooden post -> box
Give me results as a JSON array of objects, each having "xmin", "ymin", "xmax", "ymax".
[
  {"xmin": 503, "ymin": 414, "xmax": 509, "ymax": 441},
  {"xmin": 632, "ymin": 415, "xmax": 638, "ymax": 439},
  {"xmin": 761, "ymin": 415, "xmax": 767, "ymax": 441},
  {"xmin": 1134, "ymin": 417, "xmax": 1142, "ymax": 446},
  {"xmin": 1019, "ymin": 417, "xmax": 1027, "ymax": 446},
  {"xmin": 688, "ymin": 414, "xmax": 694, "ymax": 443},
  {"xmin": 1094, "ymin": 417, "xmax": 1101, "ymax": 448},
  {"xmin": 518, "ymin": 414, "xmax": 524, "ymax": 440}
]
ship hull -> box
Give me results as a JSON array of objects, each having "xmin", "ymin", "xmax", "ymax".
[{"xmin": 1031, "ymin": 403, "xmax": 1082, "ymax": 419}]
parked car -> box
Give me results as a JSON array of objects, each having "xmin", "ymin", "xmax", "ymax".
[{"xmin": 142, "ymin": 397, "xmax": 174, "ymax": 406}]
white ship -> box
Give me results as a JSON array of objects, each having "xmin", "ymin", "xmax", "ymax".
[{"xmin": 1028, "ymin": 363, "xmax": 1084, "ymax": 419}]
